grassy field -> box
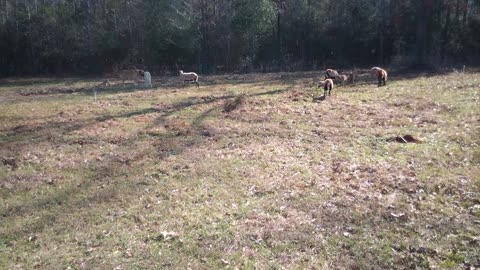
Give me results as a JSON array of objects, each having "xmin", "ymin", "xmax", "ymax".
[{"xmin": 0, "ymin": 70, "xmax": 479, "ymax": 269}]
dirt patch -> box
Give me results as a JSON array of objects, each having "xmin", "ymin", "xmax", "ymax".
[
  {"xmin": 1, "ymin": 157, "xmax": 18, "ymax": 170},
  {"xmin": 165, "ymin": 119, "xmax": 193, "ymax": 136},
  {"xmin": 224, "ymin": 94, "xmax": 246, "ymax": 112},
  {"xmin": 388, "ymin": 135, "xmax": 423, "ymax": 144},
  {"xmin": 312, "ymin": 95, "xmax": 326, "ymax": 102},
  {"xmin": 288, "ymin": 89, "xmax": 311, "ymax": 102}
]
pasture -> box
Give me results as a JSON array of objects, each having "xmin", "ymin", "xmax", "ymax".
[{"xmin": 1, "ymin": 70, "xmax": 479, "ymax": 269}]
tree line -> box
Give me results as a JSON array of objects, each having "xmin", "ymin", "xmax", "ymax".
[{"xmin": 0, "ymin": 0, "xmax": 479, "ymax": 77}]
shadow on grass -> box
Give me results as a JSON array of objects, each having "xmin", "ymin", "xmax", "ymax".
[
  {"xmin": 14, "ymin": 83, "xmax": 155, "ymax": 97},
  {"xmin": 7, "ymin": 71, "xmax": 317, "ymax": 98},
  {"xmin": 0, "ymin": 163, "xmax": 139, "ymax": 243},
  {"xmin": 0, "ymin": 88, "xmax": 289, "ymax": 243},
  {"xmin": 1, "ymin": 88, "xmax": 288, "ymax": 144},
  {"xmin": 1, "ymin": 71, "xmax": 478, "ymax": 269},
  {"xmin": 0, "ymin": 78, "xmax": 63, "ymax": 88}
]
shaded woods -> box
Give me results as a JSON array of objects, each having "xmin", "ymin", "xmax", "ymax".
[{"xmin": 0, "ymin": 0, "xmax": 479, "ymax": 76}]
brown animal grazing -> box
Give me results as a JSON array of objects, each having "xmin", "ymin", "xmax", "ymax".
[
  {"xmin": 325, "ymin": 69, "xmax": 341, "ymax": 81},
  {"xmin": 318, "ymin": 78, "xmax": 334, "ymax": 97},
  {"xmin": 370, "ymin": 67, "xmax": 387, "ymax": 87},
  {"xmin": 347, "ymin": 72, "xmax": 355, "ymax": 84},
  {"xmin": 116, "ymin": 69, "xmax": 144, "ymax": 86}
]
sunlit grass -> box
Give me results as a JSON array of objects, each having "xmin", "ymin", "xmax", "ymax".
[{"xmin": 1, "ymin": 70, "xmax": 479, "ymax": 269}]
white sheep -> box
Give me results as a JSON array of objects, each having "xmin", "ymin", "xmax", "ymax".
[
  {"xmin": 179, "ymin": 70, "xmax": 199, "ymax": 88},
  {"xmin": 143, "ymin": 71, "xmax": 152, "ymax": 88}
]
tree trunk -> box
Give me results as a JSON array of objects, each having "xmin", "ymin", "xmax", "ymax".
[
  {"xmin": 86, "ymin": 0, "xmax": 93, "ymax": 54},
  {"xmin": 455, "ymin": 0, "xmax": 460, "ymax": 22},
  {"xmin": 14, "ymin": 0, "xmax": 18, "ymax": 34},
  {"xmin": 462, "ymin": 0, "xmax": 468, "ymax": 28},
  {"xmin": 414, "ymin": 0, "xmax": 433, "ymax": 65},
  {"xmin": 277, "ymin": 11, "xmax": 281, "ymax": 63},
  {"xmin": 379, "ymin": 0, "xmax": 386, "ymax": 65},
  {"xmin": 441, "ymin": 3, "xmax": 451, "ymax": 61},
  {"xmin": 199, "ymin": 0, "xmax": 210, "ymax": 73}
]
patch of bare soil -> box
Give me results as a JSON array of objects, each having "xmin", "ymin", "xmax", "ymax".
[
  {"xmin": 388, "ymin": 134, "xmax": 423, "ymax": 143},
  {"xmin": 1, "ymin": 157, "xmax": 18, "ymax": 169}
]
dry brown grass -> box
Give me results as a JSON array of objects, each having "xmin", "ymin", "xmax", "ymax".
[
  {"xmin": 0, "ymin": 70, "xmax": 479, "ymax": 269},
  {"xmin": 224, "ymin": 94, "xmax": 247, "ymax": 112}
]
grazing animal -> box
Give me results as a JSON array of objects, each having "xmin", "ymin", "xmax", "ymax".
[
  {"xmin": 116, "ymin": 68, "xmax": 144, "ymax": 87},
  {"xmin": 179, "ymin": 70, "xmax": 199, "ymax": 88},
  {"xmin": 339, "ymin": 74, "xmax": 348, "ymax": 86},
  {"xmin": 347, "ymin": 72, "xmax": 355, "ymax": 84},
  {"xmin": 143, "ymin": 71, "xmax": 152, "ymax": 88},
  {"xmin": 370, "ymin": 67, "xmax": 388, "ymax": 87},
  {"xmin": 318, "ymin": 78, "xmax": 334, "ymax": 97},
  {"xmin": 325, "ymin": 69, "xmax": 341, "ymax": 81}
]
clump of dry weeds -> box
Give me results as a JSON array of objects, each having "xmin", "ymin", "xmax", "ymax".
[{"xmin": 224, "ymin": 94, "xmax": 247, "ymax": 112}]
